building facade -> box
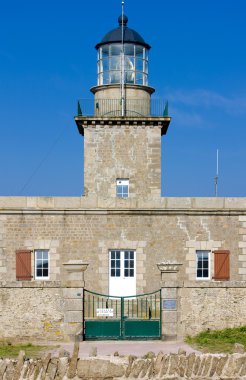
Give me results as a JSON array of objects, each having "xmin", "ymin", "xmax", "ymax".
[{"xmin": 0, "ymin": 14, "xmax": 246, "ymax": 342}]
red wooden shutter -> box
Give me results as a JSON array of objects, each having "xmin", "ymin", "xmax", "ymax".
[
  {"xmin": 16, "ymin": 250, "xmax": 32, "ymax": 280},
  {"xmin": 213, "ymin": 250, "xmax": 230, "ymax": 280}
]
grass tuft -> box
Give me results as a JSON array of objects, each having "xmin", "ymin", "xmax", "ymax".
[
  {"xmin": 0, "ymin": 341, "xmax": 49, "ymax": 358},
  {"xmin": 186, "ymin": 326, "xmax": 246, "ymax": 353}
]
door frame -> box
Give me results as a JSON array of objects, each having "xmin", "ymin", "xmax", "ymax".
[{"xmin": 108, "ymin": 249, "xmax": 136, "ymax": 297}]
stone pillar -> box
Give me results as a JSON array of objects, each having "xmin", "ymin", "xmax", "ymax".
[
  {"xmin": 62, "ymin": 260, "xmax": 88, "ymax": 341},
  {"xmin": 157, "ymin": 262, "xmax": 182, "ymax": 341}
]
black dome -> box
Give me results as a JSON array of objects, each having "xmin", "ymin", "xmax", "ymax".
[{"xmin": 95, "ymin": 15, "xmax": 151, "ymax": 49}]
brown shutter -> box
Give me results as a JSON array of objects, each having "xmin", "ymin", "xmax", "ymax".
[
  {"xmin": 16, "ymin": 250, "xmax": 32, "ymax": 280},
  {"xmin": 213, "ymin": 250, "xmax": 230, "ymax": 280}
]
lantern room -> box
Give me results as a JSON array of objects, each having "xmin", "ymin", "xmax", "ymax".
[
  {"xmin": 96, "ymin": 15, "xmax": 150, "ymax": 87},
  {"xmin": 90, "ymin": 14, "xmax": 155, "ymax": 117}
]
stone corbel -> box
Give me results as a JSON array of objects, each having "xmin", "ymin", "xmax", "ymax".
[
  {"xmin": 157, "ymin": 261, "xmax": 183, "ymax": 282},
  {"xmin": 157, "ymin": 261, "xmax": 183, "ymax": 273},
  {"xmin": 63, "ymin": 260, "xmax": 89, "ymax": 287}
]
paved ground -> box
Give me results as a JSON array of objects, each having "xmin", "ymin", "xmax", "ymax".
[{"xmin": 50, "ymin": 340, "xmax": 201, "ymax": 358}]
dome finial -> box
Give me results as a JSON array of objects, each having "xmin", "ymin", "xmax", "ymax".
[{"xmin": 118, "ymin": 14, "xmax": 128, "ymax": 26}]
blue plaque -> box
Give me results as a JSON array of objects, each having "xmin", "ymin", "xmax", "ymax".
[{"xmin": 163, "ymin": 299, "xmax": 177, "ymax": 310}]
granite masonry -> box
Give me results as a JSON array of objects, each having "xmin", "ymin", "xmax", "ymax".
[{"xmin": 1, "ymin": 196, "xmax": 246, "ymax": 341}]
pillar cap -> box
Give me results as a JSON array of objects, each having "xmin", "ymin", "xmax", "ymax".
[
  {"xmin": 157, "ymin": 262, "xmax": 183, "ymax": 273},
  {"xmin": 63, "ymin": 260, "xmax": 89, "ymax": 272}
]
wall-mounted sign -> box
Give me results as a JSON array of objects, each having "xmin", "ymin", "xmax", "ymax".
[
  {"xmin": 163, "ymin": 299, "xmax": 177, "ymax": 310},
  {"xmin": 96, "ymin": 308, "xmax": 114, "ymax": 317}
]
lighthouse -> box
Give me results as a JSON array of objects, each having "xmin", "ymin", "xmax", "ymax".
[{"xmin": 75, "ymin": 10, "xmax": 171, "ymax": 199}]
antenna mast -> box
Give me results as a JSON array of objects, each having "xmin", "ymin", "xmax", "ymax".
[
  {"xmin": 214, "ymin": 149, "xmax": 219, "ymax": 197},
  {"xmin": 121, "ymin": 0, "xmax": 125, "ymax": 117}
]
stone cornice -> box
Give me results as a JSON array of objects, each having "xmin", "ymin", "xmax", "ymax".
[
  {"xmin": 1, "ymin": 209, "xmax": 246, "ymax": 216},
  {"xmin": 1, "ymin": 197, "xmax": 246, "ymax": 215},
  {"xmin": 74, "ymin": 116, "xmax": 171, "ymax": 136}
]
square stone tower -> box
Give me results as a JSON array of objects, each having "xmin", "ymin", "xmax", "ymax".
[{"xmin": 75, "ymin": 14, "xmax": 170, "ymax": 199}]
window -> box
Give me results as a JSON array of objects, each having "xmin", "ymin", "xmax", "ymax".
[
  {"xmin": 110, "ymin": 250, "xmax": 121, "ymax": 277},
  {"xmin": 97, "ymin": 44, "xmax": 149, "ymax": 86},
  {"xmin": 124, "ymin": 250, "xmax": 134, "ymax": 277},
  {"xmin": 213, "ymin": 250, "xmax": 230, "ymax": 280},
  {"xmin": 110, "ymin": 250, "xmax": 135, "ymax": 278},
  {"xmin": 35, "ymin": 249, "xmax": 49, "ymax": 279},
  {"xmin": 116, "ymin": 179, "xmax": 129, "ymax": 198},
  {"xmin": 196, "ymin": 250, "xmax": 210, "ymax": 279}
]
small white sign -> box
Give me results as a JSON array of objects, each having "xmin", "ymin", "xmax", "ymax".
[{"xmin": 96, "ymin": 308, "xmax": 114, "ymax": 317}]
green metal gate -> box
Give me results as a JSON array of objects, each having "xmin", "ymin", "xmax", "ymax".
[{"xmin": 83, "ymin": 289, "xmax": 161, "ymax": 340}]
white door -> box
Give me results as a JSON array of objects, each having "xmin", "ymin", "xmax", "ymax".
[{"xmin": 109, "ymin": 250, "xmax": 136, "ymax": 297}]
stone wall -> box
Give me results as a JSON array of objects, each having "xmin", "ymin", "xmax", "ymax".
[
  {"xmin": 1, "ymin": 196, "xmax": 246, "ymax": 341},
  {"xmin": 0, "ymin": 285, "xmax": 65, "ymax": 342},
  {"xmin": 2, "ymin": 349, "xmax": 246, "ymax": 379},
  {"xmin": 178, "ymin": 283, "xmax": 246, "ymax": 337},
  {"xmin": 1, "ymin": 197, "xmax": 245, "ymax": 290},
  {"xmin": 83, "ymin": 125, "xmax": 161, "ymax": 198}
]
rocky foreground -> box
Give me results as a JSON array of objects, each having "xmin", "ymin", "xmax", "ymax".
[{"xmin": 1, "ymin": 342, "xmax": 246, "ymax": 379}]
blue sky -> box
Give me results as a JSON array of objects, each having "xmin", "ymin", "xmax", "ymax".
[{"xmin": 0, "ymin": 0, "xmax": 246, "ymax": 197}]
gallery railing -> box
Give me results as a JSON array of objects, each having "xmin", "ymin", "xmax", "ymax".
[{"xmin": 77, "ymin": 98, "xmax": 168, "ymax": 117}]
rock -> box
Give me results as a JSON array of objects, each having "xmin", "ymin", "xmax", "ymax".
[
  {"xmin": 41, "ymin": 353, "xmax": 51, "ymax": 380},
  {"xmin": 25, "ymin": 361, "xmax": 35, "ymax": 379},
  {"xmin": 197, "ymin": 357, "xmax": 206, "ymax": 376},
  {"xmin": 201, "ymin": 355, "xmax": 212, "ymax": 377},
  {"xmin": 168, "ymin": 354, "xmax": 178, "ymax": 376},
  {"xmin": 178, "ymin": 348, "xmax": 186, "ymax": 356},
  {"xmin": 185, "ymin": 353, "xmax": 195, "ymax": 378},
  {"xmin": 4, "ymin": 360, "xmax": 15, "ymax": 380},
  {"xmin": 58, "ymin": 348, "xmax": 70, "ymax": 358},
  {"xmin": 131, "ymin": 359, "xmax": 146, "ymax": 378},
  {"xmin": 125, "ymin": 355, "xmax": 136, "ymax": 378},
  {"xmin": 154, "ymin": 351, "xmax": 164, "ymax": 375},
  {"xmin": 76, "ymin": 359, "xmax": 125, "ymax": 378},
  {"xmin": 57, "ymin": 357, "xmax": 69, "ymax": 379},
  {"xmin": 146, "ymin": 358, "xmax": 154, "ymax": 378},
  {"xmin": 113, "ymin": 351, "xmax": 119, "ymax": 357},
  {"xmin": 143, "ymin": 351, "xmax": 155, "ymax": 359},
  {"xmin": 160, "ymin": 356, "xmax": 170, "ymax": 377},
  {"xmin": 67, "ymin": 340, "xmax": 79, "ymax": 379},
  {"xmin": 89, "ymin": 346, "xmax": 97, "ymax": 357},
  {"xmin": 215, "ymin": 355, "xmax": 228, "ymax": 376},
  {"xmin": 193, "ymin": 356, "xmax": 201, "ymax": 376},
  {"xmin": 33, "ymin": 361, "xmax": 42, "ymax": 380},
  {"xmin": 209, "ymin": 356, "xmax": 219, "ymax": 377},
  {"xmin": 222, "ymin": 354, "xmax": 242, "ymax": 377},
  {"xmin": 13, "ymin": 350, "xmax": 25, "ymax": 380},
  {"xmin": 239, "ymin": 359, "xmax": 246, "ymax": 376},
  {"xmin": 21, "ymin": 361, "xmax": 30, "ymax": 380},
  {"xmin": 177, "ymin": 354, "xmax": 187, "ymax": 377},
  {"xmin": 76, "ymin": 359, "xmax": 90, "ymax": 378},
  {"xmin": 234, "ymin": 356, "xmax": 246, "ymax": 374},
  {"xmin": 47, "ymin": 359, "xmax": 58, "ymax": 380},
  {"xmin": 139, "ymin": 360, "xmax": 150, "ymax": 378},
  {"xmin": 233, "ymin": 343, "xmax": 245, "ymax": 354},
  {"xmin": 0, "ymin": 359, "xmax": 8, "ymax": 378}
]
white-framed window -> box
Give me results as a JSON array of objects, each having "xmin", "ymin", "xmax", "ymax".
[
  {"xmin": 116, "ymin": 179, "xmax": 129, "ymax": 198},
  {"xmin": 35, "ymin": 249, "xmax": 49, "ymax": 279},
  {"xmin": 196, "ymin": 250, "xmax": 210, "ymax": 280}
]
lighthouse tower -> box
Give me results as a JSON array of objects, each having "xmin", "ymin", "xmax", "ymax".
[{"xmin": 75, "ymin": 12, "xmax": 171, "ymax": 199}]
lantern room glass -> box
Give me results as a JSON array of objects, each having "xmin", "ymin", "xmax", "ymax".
[{"xmin": 97, "ymin": 43, "xmax": 149, "ymax": 86}]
